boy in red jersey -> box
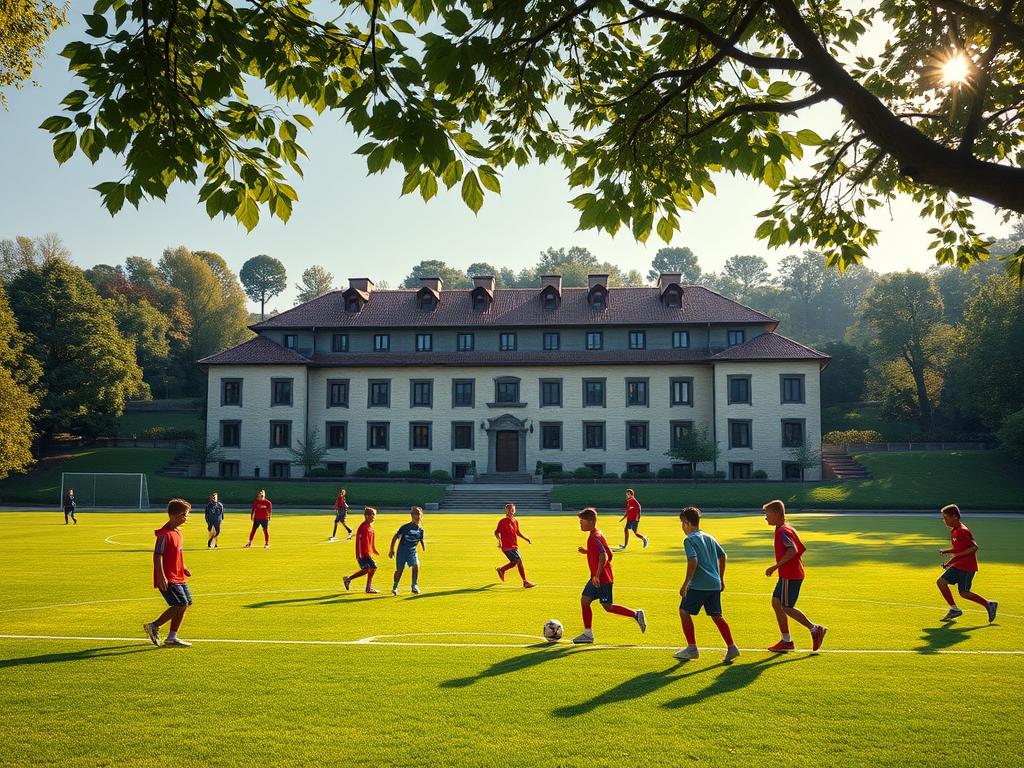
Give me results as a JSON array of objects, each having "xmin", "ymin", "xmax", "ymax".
[
  {"xmin": 143, "ymin": 499, "xmax": 194, "ymax": 648},
  {"xmin": 244, "ymin": 489, "xmax": 272, "ymax": 549},
  {"xmin": 763, "ymin": 499, "xmax": 827, "ymax": 652},
  {"xmin": 617, "ymin": 488, "xmax": 649, "ymax": 550},
  {"xmin": 494, "ymin": 503, "xmax": 536, "ymax": 589},
  {"xmin": 937, "ymin": 504, "xmax": 998, "ymax": 623},
  {"xmin": 572, "ymin": 508, "xmax": 646, "ymax": 644},
  {"xmin": 344, "ymin": 507, "xmax": 381, "ymax": 594},
  {"xmin": 329, "ymin": 488, "xmax": 352, "ymax": 542}
]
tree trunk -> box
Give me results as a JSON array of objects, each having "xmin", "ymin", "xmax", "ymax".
[{"xmin": 909, "ymin": 354, "xmax": 934, "ymax": 434}]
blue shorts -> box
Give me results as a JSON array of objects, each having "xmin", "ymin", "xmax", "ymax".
[
  {"xmin": 334, "ymin": 513, "xmax": 347, "ymax": 523},
  {"xmin": 252, "ymin": 518, "xmax": 269, "ymax": 530},
  {"xmin": 396, "ymin": 550, "xmax": 419, "ymax": 568},
  {"xmin": 773, "ymin": 578, "xmax": 803, "ymax": 608},
  {"xmin": 503, "ymin": 548, "xmax": 522, "ymax": 563},
  {"xmin": 625, "ymin": 519, "xmax": 640, "ymax": 532},
  {"xmin": 160, "ymin": 583, "xmax": 193, "ymax": 607},
  {"xmin": 681, "ymin": 588, "xmax": 723, "ymax": 617},
  {"xmin": 358, "ymin": 557, "xmax": 377, "ymax": 570},
  {"xmin": 206, "ymin": 518, "xmax": 221, "ymax": 534},
  {"xmin": 941, "ymin": 567, "xmax": 975, "ymax": 591},
  {"xmin": 582, "ymin": 580, "xmax": 614, "ymax": 605}
]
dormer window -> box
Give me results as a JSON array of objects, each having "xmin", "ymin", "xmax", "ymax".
[
  {"xmin": 591, "ymin": 290, "xmax": 606, "ymax": 311},
  {"xmin": 473, "ymin": 292, "xmax": 488, "ymax": 312},
  {"xmin": 665, "ymin": 288, "xmax": 680, "ymax": 308},
  {"xmin": 346, "ymin": 297, "xmax": 361, "ymax": 313},
  {"xmin": 420, "ymin": 294, "xmax": 436, "ymax": 311},
  {"xmin": 283, "ymin": 334, "xmax": 297, "ymax": 350},
  {"xmin": 543, "ymin": 292, "xmax": 558, "ymax": 310}
]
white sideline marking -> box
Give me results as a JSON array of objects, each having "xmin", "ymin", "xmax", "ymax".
[{"xmin": 1, "ymin": 633, "xmax": 1023, "ymax": 655}]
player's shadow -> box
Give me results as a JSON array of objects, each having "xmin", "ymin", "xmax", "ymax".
[
  {"xmin": 244, "ymin": 593, "xmax": 375, "ymax": 608},
  {"xmin": 0, "ymin": 644, "xmax": 151, "ymax": 669},
  {"xmin": 915, "ymin": 623, "xmax": 989, "ymax": 654},
  {"xmin": 440, "ymin": 645, "xmax": 580, "ymax": 688},
  {"xmin": 662, "ymin": 653, "xmax": 810, "ymax": 709},
  {"xmin": 407, "ymin": 585, "xmax": 495, "ymax": 601},
  {"xmin": 552, "ymin": 662, "xmax": 714, "ymax": 718}
]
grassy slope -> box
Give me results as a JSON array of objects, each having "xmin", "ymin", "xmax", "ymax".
[
  {"xmin": 113, "ymin": 410, "xmax": 204, "ymax": 437},
  {"xmin": 1, "ymin": 512, "xmax": 1022, "ymax": 767}
]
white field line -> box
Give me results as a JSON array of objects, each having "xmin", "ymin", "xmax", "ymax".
[{"xmin": 1, "ymin": 633, "xmax": 1023, "ymax": 655}]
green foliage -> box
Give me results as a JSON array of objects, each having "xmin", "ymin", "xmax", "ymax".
[
  {"xmin": 820, "ymin": 342, "xmax": 869, "ymax": 405},
  {"xmin": 822, "ymin": 430, "xmax": 883, "ymax": 446},
  {"xmin": 647, "ymin": 247, "xmax": 700, "ymax": 284},
  {"xmin": 239, "ymin": 254, "xmax": 288, "ymax": 318},
  {"xmin": 997, "ymin": 409, "xmax": 1024, "ymax": 462},
  {"xmin": 188, "ymin": 437, "xmax": 223, "ymax": 477},
  {"xmin": 401, "ymin": 259, "xmax": 472, "ymax": 289},
  {"xmin": 787, "ymin": 445, "xmax": 822, "ymax": 480},
  {"xmin": 0, "ymin": 282, "xmax": 39, "ymax": 478},
  {"xmin": 665, "ymin": 424, "xmax": 720, "ymax": 470},
  {"xmin": 294, "ymin": 265, "xmax": 335, "ymax": 304},
  {"xmin": 289, "ymin": 428, "xmax": 328, "ymax": 475},
  {"xmin": 0, "ymin": 0, "xmax": 66, "ymax": 107}
]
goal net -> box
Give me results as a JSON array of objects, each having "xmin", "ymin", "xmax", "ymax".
[{"xmin": 60, "ymin": 473, "xmax": 151, "ymax": 510}]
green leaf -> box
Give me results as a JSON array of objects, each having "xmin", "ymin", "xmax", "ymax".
[
  {"xmin": 441, "ymin": 160, "xmax": 461, "ymax": 189},
  {"xmin": 39, "ymin": 115, "xmax": 72, "ymax": 133},
  {"xmin": 235, "ymin": 194, "xmax": 260, "ymax": 231},
  {"xmin": 754, "ymin": 220, "xmax": 775, "ymax": 239},
  {"xmin": 79, "ymin": 127, "xmax": 106, "ymax": 163},
  {"xmin": 419, "ymin": 172, "xmax": 438, "ymax": 202},
  {"xmin": 443, "ymin": 10, "xmax": 471, "ymax": 36},
  {"xmin": 53, "ymin": 132, "xmax": 77, "ymax": 164},
  {"xmin": 477, "ymin": 165, "xmax": 501, "ymax": 193},
  {"xmin": 103, "ymin": 183, "xmax": 125, "ymax": 215},
  {"xmin": 632, "ymin": 211, "xmax": 654, "ymax": 243},
  {"xmin": 401, "ymin": 170, "xmax": 422, "ymax": 195},
  {"xmin": 796, "ymin": 129, "xmax": 823, "ymax": 145},
  {"xmin": 391, "ymin": 19, "xmax": 415, "ymax": 34},
  {"xmin": 767, "ymin": 81, "xmax": 795, "ymax": 97},
  {"xmin": 294, "ymin": 114, "xmax": 313, "ymax": 130},
  {"xmin": 656, "ymin": 216, "xmax": 675, "ymax": 243},
  {"xmin": 763, "ymin": 161, "xmax": 786, "ymax": 189},
  {"xmin": 461, "ymin": 170, "xmax": 484, "ymax": 213}
]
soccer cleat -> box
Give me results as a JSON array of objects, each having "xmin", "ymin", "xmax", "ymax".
[
  {"xmin": 243, "ymin": 542, "xmax": 252, "ymax": 548},
  {"xmin": 411, "ymin": 585, "xmax": 420, "ymax": 594},
  {"xmin": 635, "ymin": 608, "xmax": 647, "ymax": 633},
  {"xmin": 768, "ymin": 640, "xmax": 796, "ymax": 652},
  {"xmin": 811, "ymin": 625, "xmax": 828, "ymax": 652},
  {"xmin": 366, "ymin": 588, "xmax": 379, "ymax": 594},
  {"xmin": 523, "ymin": 581, "xmax": 536, "ymax": 589},
  {"xmin": 940, "ymin": 607, "xmax": 963, "ymax": 622},
  {"xmin": 328, "ymin": 537, "xmax": 337, "ymax": 542},
  {"xmin": 496, "ymin": 567, "xmax": 505, "ymax": 582},
  {"xmin": 164, "ymin": 638, "xmax": 192, "ymax": 648},
  {"xmin": 343, "ymin": 576, "xmax": 352, "ymax": 591},
  {"xmin": 987, "ymin": 601, "xmax": 998, "ymax": 623},
  {"xmin": 673, "ymin": 646, "xmax": 699, "ymax": 660},
  {"xmin": 571, "ymin": 630, "xmax": 595, "ymax": 644},
  {"xmin": 391, "ymin": 587, "xmax": 398, "ymax": 596},
  {"xmin": 724, "ymin": 645, "xmax": 741, "ymax": 663},
  {"xmin": 264, "ymin": 544, "xmax": 270, "ymax": 549},
  {"xmin": 642, "ymin": 537, "xmax": 650, "ymax": 549},
  {"xmin": 143, "ymin": 622, "xmax": 160, "ymax": 647},
  {"xmin": 345, "ymin": 533, "xmax": 353, "ymax": 540}
]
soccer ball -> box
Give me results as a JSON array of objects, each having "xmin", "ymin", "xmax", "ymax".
[{"xmin": 543, "ymin": 619, "xmax": 563, "ymax": 642}]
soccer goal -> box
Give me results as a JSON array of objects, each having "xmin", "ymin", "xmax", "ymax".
[{"xmin": 60, "ymin": 473, "xmax": 151, "ymax": 510}]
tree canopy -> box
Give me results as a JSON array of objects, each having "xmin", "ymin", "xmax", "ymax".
[
  {"xmin": 295, "ymin": 264, "xmax": 336, "ymax": 303},
  {"xmin": 0, "ymin": 0, "xmax": 66, "ymax": 108},
  {"xmin": 239, "ymin": 254, "xmax": 288, "ymax": 318}
]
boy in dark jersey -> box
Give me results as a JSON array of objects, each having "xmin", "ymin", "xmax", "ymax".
[
  {"xmin": 937, "ymin": 504, "xmax": 997, "ymax": 623},
  {"xmin": 495, "ymin": 503, "xmax": 535, "ymax": 589},
  {"xmin": 63, "ymin": 489, "xmax": 77, "ymax": 525},
  {"xmin": 763, "ymin": 499, "xmax": 826, "ymax": 652},
  {"xmin": 572, "ymin": 508, "xmax": 646, "ymax": 644},
  {"xmin": 389, "ymin": 507, "xmax": 426, "ymax": 595},
  {"xmin": 344, "ymin": 507, "xmax": 381, "ymax": 594},
  {"xmin": 143, "ymin": 499, "xmax": 194, "ymax": 648},
  {"xmin": 205, "ymin": 492, "xmax": 224, "ymax": 549}
]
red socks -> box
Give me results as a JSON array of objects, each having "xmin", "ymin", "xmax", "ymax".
[
  {"xmin": 582, "ymin": 603, "xmax": 593, "ymax": 629},
  {"xmin": 605, "ymin": 604, "xmax": 637, "ymax": 619},
  {"xmin": 681, "ymin": 615, "xmax": 696, "ymax": 645},
  {"xmin": 712, "ymin": 615, "xmax": 734, "ymax": 646}
]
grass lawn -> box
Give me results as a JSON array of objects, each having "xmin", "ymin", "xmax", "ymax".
[
  {"xmin": 552, "ymin": 451, "xmax": 1024, "ymax": 510},
  {"xmin": 1, "ymin": 511, "xmax": 1021, "ymax": 767},
  {"xmin": 113, "ymin": 410, "xmax": 204, "ymax": 438},
  {"xmin": 821, "ymin": 400, "xmax": 922, "ymax": 440}
]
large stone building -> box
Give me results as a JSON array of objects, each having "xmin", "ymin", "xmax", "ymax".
[{"xmin": 200, "ymin": 274, "xmax": 829, "ymax": 481}]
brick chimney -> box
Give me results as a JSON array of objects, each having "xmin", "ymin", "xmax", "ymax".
[
  {"xmin": 541, "ymin": 275, "xmax": 562, "ymax": 293},
  {"xmin": 472, "ymin": 275, "xmax": 495, "ymax": 294},
  {"xmin": 658, "ymin": 273, "xmax": 682, "ymax": 293},
  {"xmin": 588, "ymin": 274, "xmax": 609, "ymax": 291},
  {"xmin": 419, "ymin": 277, "xmax": 443, "ymax": 294},
  {"xmin": 348, "ymin": 277, "xmax": 374, "ymax": 295}
]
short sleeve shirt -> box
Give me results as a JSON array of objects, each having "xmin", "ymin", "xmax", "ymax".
[
  {"xmin": 949, "ymin": 523, "xmax": 979, "ymax": 572},
  {"xmin": 495, "ymin": 518, "xmax": 521, "ymax": 550},
  {"xmin": 774, "ymin": 524, "xmax": 806, "ymax": 580},
  {"xmin": 683, "ymin": 530, "xmax": 726, "ymax": 591},
  {"xmin": 395, "ymin": 523, "xmax": 424, "ymax": 555},
  {"xmin": 586, "ymin": 530, "xmax": 614, "ymax": 584},
  {"xmin": 153, "ymin": 527, "xmax": 186, "ymax": 587},
  {"xmin": 625, "ymin": 497, "xmax": 641, "ymax": 522},
  {"xmin": 355, "ymin": 521, "xmax": 376, "ymax": 560}
]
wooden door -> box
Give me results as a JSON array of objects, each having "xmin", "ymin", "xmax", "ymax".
[{"xmin": 495, "ymin": 431, "xmax": 519, "ymax": 472}]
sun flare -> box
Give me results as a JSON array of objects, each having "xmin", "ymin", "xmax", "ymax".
[{"xmin": 941, "ymin": 54, "xmax": 971, "ymax": 85}]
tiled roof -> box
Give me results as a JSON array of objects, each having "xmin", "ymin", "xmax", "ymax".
[
  {"xmin": 250, "ymin": 285, "xmax": 776, "ymax": 330},
  {"xmin": 197, "ymin": 335, "xmax": 311, "ymax": 365},
  {"xmin": 711, "ymin": 333, "xmax": 830, "ymax": 363}
]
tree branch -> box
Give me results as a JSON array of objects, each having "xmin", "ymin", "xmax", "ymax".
[
  {"xmin": 959, "ymin": 0, "xmax": 1016, "ymax": 153},
  {"xmin": 932, "ymin": 0, "xmax": 1024, "ymax": 48},
  {"xmin": 673, "ymin": 91, "xmax": 830, "ymax": 141}
]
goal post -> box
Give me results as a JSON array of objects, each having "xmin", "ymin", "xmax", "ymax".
[{"xmin": 60, "ymin": 473, "xmax": 151, "ymax": 510}]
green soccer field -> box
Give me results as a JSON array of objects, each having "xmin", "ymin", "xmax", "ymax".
[{"xmin": 2, "ymin": 510, "xmax": 1022, "ymax": 767}]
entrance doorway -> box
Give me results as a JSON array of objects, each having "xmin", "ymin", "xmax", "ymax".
[{"xmin": 495, "ymin": 431, "xmax": 519, "ymax": 472}]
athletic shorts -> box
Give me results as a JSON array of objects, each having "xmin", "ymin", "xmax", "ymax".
[
  {"xmin": 160, "ymin": 583, "xmax": 193, "ymax": 607},
  {"xmin": 396, "ymin": 550, "xmax": 419, "ymax": 568},
  {"xmin": 941, "ymin": 567, "xmax": 975, "ymax": 590},
  {"xmin": 681, "ymin": 588, "xmax": 723, "ymax": 617},
  {"xmin": 502, "ymin": 548, "xmax": 522, "ymax": 563},
  {"xmin": 582, "ymin": 580, "xmax": 614, "ymax": 605},
  {"xmin": 206, "ymin": 519, "xmax": 221, "ymax": 534},
  {"xmin": 358, "ymin": 557, "xmax": 377, "ymax": 570},
  {"xmin": 625, "ymin": 519, "xmax": 640, "ymax": 532},
  {"xmin": 334, "ymin": 513, "xmax": 348, "ymax": 523},
  {"xmin": 773, "ymin": 578, "xmax": 803, "ymax": 608},
  {"xmin": 251, "ymin": 518, "xmax": 269, "ymax": 529}
]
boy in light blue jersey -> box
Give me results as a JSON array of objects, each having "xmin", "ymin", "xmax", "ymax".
[
  {"xmin": 675, "ymin": 506, "xmax": 739, "ymax": 662},
  {"xmin": 389, "ymin": 507, "xmax": 426, "ymax": 595}
]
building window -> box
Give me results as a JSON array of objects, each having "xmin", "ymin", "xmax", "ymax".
[
  {"xmin": 591, "ymin": 291, "xmax": 606, "ymax": 311},
  {"xmin": 543, "ymin": 291, "xmax": 558, "ymax": 310},
  {"xmin": 473, "ymin": 293, "xmax": 488, "ymax": 312},
  {"xmin": 672, "ymin": 330, "xmax": 690, "ymax": 349},
  {"xmin": 729, "ymin": 420, "xmax": 752, "ymax": 449},
  {"xmin": 221, "ymin": 378, "xmax": 242, "ymax": 406},
  {"xmin": 499, "ymin": 332, "xmax": 517, "ymax": 351},
  {"xmin": 270, "ymin": 461, "xmax": 291, "ymax": 479},
  {"xmin": 326, "ymin": 461, "xmax": 347, "ymax": 476},
  {"xmin": 540, "ymin": 379, "xmax": 562, "ymax": 407},
  {"xmin": 220, "ymin": 421, "xmax": 240, "ymax": 448},
  {"xmin": 728, "ymin": 375, "xmax": 751, "ymax": 405},
  {"xmin": 452, "ymin": 379, "xmax": 475, "ymax": 407},
  {"xmin": 627, "ymin": 422, "xmax": 649, "ymax": 449},
  {"xmin": 584, "ymin": 422, "xmax": 605, "ymax": 450},
  {"xmin": 411, "ymin": 380, "xmax": 433, "ymax": 408},
  {"xmin": 368, "ymin": 379, "xmax": 391, "ymax": 408},
  {"xmin": 416, "ymin": 333, "xmax": 432, "ymax": 352},
  {"xmin": 271, "ymin": 378, "xmax": 293, "ymax": 406},
  {"xmin": 540, "ymin": 422, "xmax": 562, "ymax": 450},
  {"xmin": 332, "ymin": 334, "xmax": 349, "ymax": 352},
  {"xmin": 420, "ymin": 294, "xmax": 436, "ymax": 311},
  {"xmin": 781, "ymin": 375, "xmax": 805, "ymax": 404},
  {"xmin": 729, "ymin": 462, "xmax": 752, "ymax": 480},
  {"xmin": 783, "ymin": 462, "xmax": 803, "ymax": 480},
  {"xmin": 457, "ymin": 333, "xmax": 474, "ymax": 351},
  {"xmin": 626, "ymin": 378, "xmax": 649, "ymax": 407},
  {"xmin": 270, "ymin": 421, "xmax": 291, "ymax": 449},
  {"xmin": 367, "ymin": 422, "xmax": 389, "ymax": 450},
  {"xmin": 586, "ymin": 331, "xmax": 603, "ymax": 350},
  {"xmin": 584, "ymin": 462, "xmax": 605, "ymax": 474},
  {"xmin": 670, "ymin": 378, "xmax": 693, "ymax": 406},
  {"xmin": 219, "ymin": 461, "xmax": 239, "ymax": 478},
  {"xmin": 374, "ymin": 334, "xmax": 390, "ymax": 352},
  {"xmin": 672, "ymin": 463, "xmax": 694, "ymax": 478},
  {"xmin": 346, "ymin": 297, "xmax": 361, "ymax": 313},
  {"xmin": 629, "ymin": 331, "xmax": 646, "ymax": 350},
  {"xmin": 543, "ymin": 331, "xmax": 560, "ymax": 351},
  {"xmin": 327, "ymin": 379, "xmax": 349, "ymax": 408},
  {"xmin": 670, "ymin": 421, "xmax": 693, "ymax": 451},
  {"xmin": 782, "ymin": 419, "xmax": 805, "ymax": 448},
  {"xmin": 583, "ymin": 378, "xmax": 606, "ymax": 407},
  {"xmin": 665, "ymin": 290, "xmax": 680, "ymax": 309},
  {"xmin": 451, "ymin": 422, "xmax": 474, "ymax": 450},
  {"xmin": 283, "ymin": 334, "xmax": 297, "ymax": 350},
  {"xmin": 327, "ymin": 422, "xmax": 347, "ymax": 449},
  {"xmin": 410, "ymin": 422, "xmax": 432, "ymax": 450},
  {"xmin": 626, "ymin": 463, "xmax": 650, "ymax": 475},
  {"xmin": 727, "ymin": 329, "xmax": 746, "ymax": 347},
  {"xmin": 410, "ymin": 462, "xmax": 431, "ymax": 474},
  {"xmin": 366, "ymin": 462, "xmax": 388, "ymax": 473},
  {"xmin": 452, "ymin": 462, "xmax": 472, "ymax": 479},
  {"xmin": 495, "ymin": 378, "xmax": 520, "ymax": 403}
]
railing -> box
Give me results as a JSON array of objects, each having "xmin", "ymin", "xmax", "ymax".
[{"xmin": 830, "ymin": 442, "xmax": 995, "ymax": 452}]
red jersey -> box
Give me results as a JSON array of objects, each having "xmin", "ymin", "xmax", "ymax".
[
  {"xmin": 495, "ymin": 517, "xmax": 523, "ymax": 550},
  {"xmin": 153, "ymin": 526, "xmax": 186, "ymax": 588},
  {"xmin": 334, "ymin": 496, "xmax": 349, "ymax": 514},
  {"xmin": 625, "ymin": 497, "xmax": 641, "ymax": 522},
  {"xmin": 948, "ymin": 523, "xmax": 979, "ymax": 572},
  {"xmin": 355, "ymin": 521, "xmax": 377, "ymax": 560},
  {"xmin": 586, "ymin": 529, "xmax": 614, "ymax": 583},
  {"xmin": 773, "ymin": 524, "xmax": 807, "ymax": 580},
  {"xmin": 251, "ymin": 498, "xmax": 272, "ymax": 521}
]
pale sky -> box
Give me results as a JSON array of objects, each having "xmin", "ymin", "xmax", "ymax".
[{"xmin": 0, "ymin": 5, "xmax": 1012, "ymax": 313}]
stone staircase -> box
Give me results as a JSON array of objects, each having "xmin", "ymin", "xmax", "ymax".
[
  {"xmin": 160, "ymin": 451, "xmax": 192, "ymax": 478},
  {"xmin": 476, "ymin": 473, "xmax": 535, "ymax": 484},
  {"xmin": 441, "ymin": 484, "xmax": 553, "ymax": 511},
  {"xmin": 821, "ymin": 446, "xmax": 872, "ymax": 480}
]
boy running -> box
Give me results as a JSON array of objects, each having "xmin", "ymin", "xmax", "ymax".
[
  {"xmin": 389, "ymin": 507, "xmax": 426, "ymax": 595},
  {"xmin": 675, "ymin": 506, "xmax": 739, "ymax": 662},
  {"xmin": 143, "ymin": 499, "xmax": 194, "ymax": 648},
  {"xmin": 763, "ymin": 499, "xmax": 827, "ymax": 652},
  {"xmin": 62, "ymin": 489, "xmax": 77, "ymax": 525},
  {"xmin": 205, "ymin": 492, "xmax": 224, "ymax": 549},
  {"xmin": 244, "ymin": 489, "xmax": 272, "ymax": 549},
  {"xmin": 572, "ymin": 507, "xmax": 646, "ymax": 644},
  {"xmin": 495, "ymin": 503, "xmax": 536, "ymax": 589},
  {"xmin": 329, "ymin": 488, "xmax": 352, "ymax": 542},
  {"xmin": 344, "ymin": 507, "xmax": 380, "ymax": 594},
  {"xmin": 617, "ymin": 488, "xmax": 649, "ymax": 550},
  {"xmin": 937, "ymin": 504, "xmax": 998, "ymax": 623}
]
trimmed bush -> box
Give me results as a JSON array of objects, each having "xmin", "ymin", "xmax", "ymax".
[
  {"xmin": 823, "ymin": 429, "xmax": 883, "ymax": 445},
  {"xmin": 572, "ymin": 467, "xmax": 599, "ymax": 479},
  {"xmin": 997, "ymin": 408, "xmax": 1024, "ymax": 462},
  {"xmin": 430, "ymin": 470, "xmax": 452, "ymax": 482},
  {"xmin": 140, "ymin": 426, "xmax": 199, "ymax": 440},
  {"xmin": 752, "ymin": 470, "xmax": 768, "ymax": 479}
]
